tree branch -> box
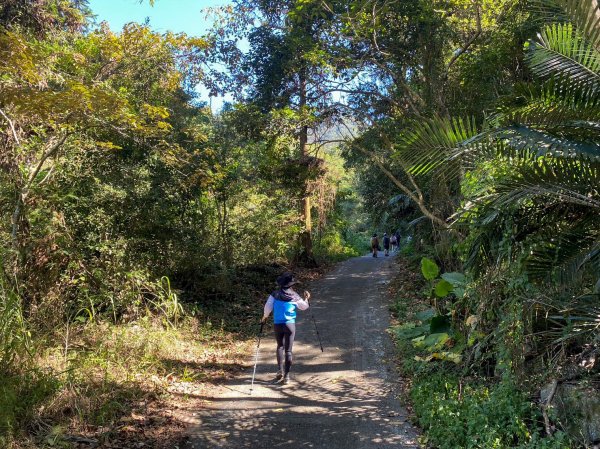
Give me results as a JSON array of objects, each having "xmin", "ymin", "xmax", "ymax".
[
  {"xmin": 369, "ymin": 59, "xmax": 425, "ymax": 117},
  {"xmin": 542, "ymin": 379, "xmax": 558, "ymax": 437},
  {"xmin": 0, "ymin": 107, "xmax": 20, "ymax": 145},
  {"xmin": 350, "ymin": 141, "xmax": 448, "ymax": 229},
  {"xmin": 445, "ymin": 1, "xmax": 482, "ymax": 74},
  {"xmin": 11, "ymin": 132, "xmax": 71, "ymax": 251},
  {"xmin": 380, "ymin": 131, "xmax": 425, "ymax": 202},
  {"xmin": 26, "ymin": 133, "xmax": 70, "ymax": 187}
]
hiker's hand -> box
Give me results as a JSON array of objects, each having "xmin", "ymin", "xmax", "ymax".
[
  {"xmin": 260, "ymin": 316, "xmax": 267, "ymax": 324},
  {"xmin": 303, "ymin": 291, "xmax": 311, "ymax": 302}
]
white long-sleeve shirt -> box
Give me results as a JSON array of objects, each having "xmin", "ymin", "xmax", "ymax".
[{"xmin": 263, "ymin": 290, "xmax": 309, "ymax": 324}]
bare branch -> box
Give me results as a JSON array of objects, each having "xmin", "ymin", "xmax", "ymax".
[
  {"xmin": 27, "ymin": 132, "xmax": 70, "ymax": 187},
  {"xmin": 11, "ymin": 132, "xmax": 71, "ymax": 250},
  {"xmin": 0, "ymin": 107, "xmax": 20, "ymax": 145},
  {"xmin": 350, "ymin": 141, "xmax": 448, "ymax": 229}
]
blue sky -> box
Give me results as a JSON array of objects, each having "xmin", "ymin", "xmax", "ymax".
[
  {"xmin": 88, "ymin": 0, "xmax": 229, "ymax": 36},
  {"xmin": 88, "ymin": 0, "xmax": 233, "ymax": 109}
]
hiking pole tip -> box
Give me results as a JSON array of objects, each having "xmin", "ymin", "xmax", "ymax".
[{"xmin": 250, "ymin": 321, "xmax": 264, "ymax": 395}]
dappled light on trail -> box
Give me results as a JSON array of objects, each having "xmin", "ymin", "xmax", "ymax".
[{"xmin": 185, "ymin": 255, "xmax": 419, "ymax": 449}]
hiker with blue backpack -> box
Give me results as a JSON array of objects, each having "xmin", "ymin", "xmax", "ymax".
[{"xmin": 261, "ymin": 272, "xmax": 310, "ymax": 385}]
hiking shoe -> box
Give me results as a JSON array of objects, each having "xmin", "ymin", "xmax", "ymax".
[
  {"xmin": 271, "ymin": 371, "xmax": 283, "ymax": 383},
  {"xmin": 275, "ymin": 374, "xmax": 291, "ymax": 385}
]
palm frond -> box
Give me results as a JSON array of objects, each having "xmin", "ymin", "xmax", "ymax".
[
  {"xmin": 492, "ymin": 125, "xmax": 600, "ymax": 160},
  {"xmin": 528, "ymin": 237, "xmax": 600, "ymax": 282},
  {"xmin": 556, "ymin": 0, "xmax": 600, "ymax": 53},
  {"xmin": 531, "ymin": 291, "xmax": 600, "ymax": 346},
  {"xmin": 490, "ymin": 155, "xmax": 600, "ymax": 209},
  {"xmin": 491, "ymin": 80, "xmax": 600, "ymax": 134},
  {"xmin": 388, "ymin": 194, "xmax": 411, "ymax": 209},
  {"xmin": 524, "ymin": 208, "xmax": 600, "ymax": 280},
  {"xmin": 394, "ymin": 115, "xmax": 479, "ymax": 176},
  {"xmin": 525, "ymin": 23, "xmax": 600, "ymax": 93}
]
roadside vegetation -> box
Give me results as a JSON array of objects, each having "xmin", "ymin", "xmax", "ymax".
[
  {"xmin": 1, "ymin": 0, "xmax": 598, "ymax": 447},
  {"xmin": 389, "ymin": 256, "xmax": 572, "ymax": 448},
  {"xmin": 0, "ymin": 2, "xmax": 364, "ymax": 446},
  {"xmin": 345, "ymin": 0, "xmax": 599, "ymax": 446}
]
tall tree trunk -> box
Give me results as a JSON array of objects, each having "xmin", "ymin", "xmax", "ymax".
[{"xmin": 297, "ymin": 70, "xmax": 316, "ymax": 266}]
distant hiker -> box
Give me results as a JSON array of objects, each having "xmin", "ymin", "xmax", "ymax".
[
  {"xmin": 383, "ymin": 232, "xmax": 390, "ymax": 256},
  {"xmin": 390, "ymin": 233, "xmax": 397, "ymax": 252},
  {"xmin": 370, "ymin": 233, "xmax": 379, "ymax": 257},
  {"xmin": 395, "ymin": 230, "xmax": 401, "ymax": 249},
  {"xmin": 261, "ymin": 272, "xmax": 310, "ymax": 385}
]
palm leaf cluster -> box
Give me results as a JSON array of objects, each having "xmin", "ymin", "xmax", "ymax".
[{"xmin": 395, "ymin": 0, "xmax": 600, "ymax": 288}]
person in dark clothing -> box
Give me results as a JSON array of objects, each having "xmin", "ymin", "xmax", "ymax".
[
  {"xmin": 370, "ymin": 233, "xmax": 379, "ymax": 257},
  {"xmin": 395, "ymin": 230, "xmax": 401, "ymax": 249},
  {"xmin": 383, "ymin": 232, "xmax": 390, "ymax": 256},
  {"xmin": 261, "ymin": 272, "xmax": 310, "ymax": 384}
]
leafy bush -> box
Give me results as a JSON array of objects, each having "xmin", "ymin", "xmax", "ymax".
[
  {"xmin": 313, "ymin": 228, "xmax": 361, "ymax": 262},
  {"xmin": 411, "ymin": 374, "xmax": 571, "ymax": 449},
  {"xmin": 399, "ymin": 237, "xmax": 415, "ymax": 256}
]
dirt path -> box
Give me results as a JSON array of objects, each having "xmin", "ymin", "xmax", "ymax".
[{"xmin": 184, "ymin": 253, "xmax": 420, "ymax": 448}]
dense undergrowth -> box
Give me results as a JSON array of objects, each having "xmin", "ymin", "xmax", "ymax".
[
  {"xmin": 0, "ymin": 2, "xmax": 368, "ymax": 444},
  {"xmin": 1, "ymin": 315, "xmax": 241, "ymax": 447},
  {"xmin": 0, "ymin": 256, "xmax": 353, "ymax": 447},
  {"xmin": 389, "ymin": 251, "xmax": 575, "ymax": 449}
]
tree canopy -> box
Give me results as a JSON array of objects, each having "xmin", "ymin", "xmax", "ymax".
[{"xmin": 1, "ymin": 0, "xmax": 598, "ymax": 446}]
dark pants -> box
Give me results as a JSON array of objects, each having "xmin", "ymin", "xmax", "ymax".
[{"xmin": 274, "ymin": 323, "xmax": 296, "ymax": 375}]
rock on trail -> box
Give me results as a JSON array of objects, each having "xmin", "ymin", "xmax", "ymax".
[{"xmin": 185, "ymin": 253, "xmax": 420, "ymax": 448}]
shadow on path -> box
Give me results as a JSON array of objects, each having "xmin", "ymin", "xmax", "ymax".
[{"xmin": 184, "ymin": 254, "xmax": 420, "ymax": 449}]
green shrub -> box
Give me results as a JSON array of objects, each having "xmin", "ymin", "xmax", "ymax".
[
  {"xmin": 399, "ymin": 237, "xmax": 414, "ymax": 256},
  {"xmin": 411, "ymin": 373, "xmax": 571, "ymax": 449},
  {"xmin": 314, "ymin": 228, "xmax": 360, "ymax": 262}
]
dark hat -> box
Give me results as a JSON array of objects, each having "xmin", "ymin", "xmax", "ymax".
[
  {"xmin": 277, "ymin": 272, "xmax": 299, "ymax": 288},
  {"xmin": 372, "ymin": 233, "xmax": 377, "ymax": 237}
]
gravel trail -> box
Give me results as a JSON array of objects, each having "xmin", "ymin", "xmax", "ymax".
[{"xmin": 185, "ymin": 253, "xmax": 420, "ymax": 448}]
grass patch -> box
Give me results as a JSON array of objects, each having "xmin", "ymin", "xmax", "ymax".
[{"xmin": 2, "ymin": 317, "xmax": 252, "ymax": 448}]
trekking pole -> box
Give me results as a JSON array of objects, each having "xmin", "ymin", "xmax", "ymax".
[
  {"xmin": 250, "ymin": 322, "xmax": 264, "ymax": 395},
  {"xmin": 305, "ymin": 291, "xmax": 324, "ymax": 352},
  {"xmin": 311, "ymin": 313, "xmax": 324, "ymax": 352}
]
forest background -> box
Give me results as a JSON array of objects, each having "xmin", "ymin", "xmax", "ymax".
[{"xmin": 0, "ymin": 0, "xmax": 599, "ymax": 447}]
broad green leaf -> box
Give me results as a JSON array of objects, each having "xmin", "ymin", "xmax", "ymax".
[
  {"xmin": 421, "ymin": 257, "xmax": 439, "ymax": 280},
  {"xmin": 430, "ymin": 351, "xmax": 462, "ymax": 364},
  {"xmin": 434, "ymin": 279, "xmax": 454, "ymax": 298},
  {"xmin": 441, "ymin": 272, "xmax": 466, "ymax": 286},
  {"xmin": 415, "ymin": 309, "xmax": 436, "ymax": 322},
  {"xmin": 394, "ymin": 323, "xmax": 429, "ymax": 340},
  {"xmin": 413, "ymin": 332, "xmax": 450, "ymax": 350}
]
